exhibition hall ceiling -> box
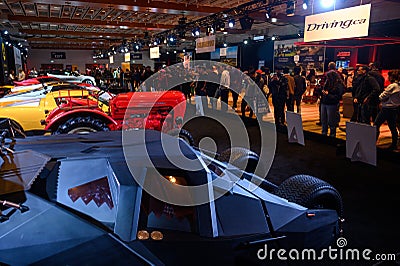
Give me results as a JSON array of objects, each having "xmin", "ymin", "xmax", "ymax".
[{"xmin": 0, "ymin": 0, "xmax": 399, "ymax": 50}]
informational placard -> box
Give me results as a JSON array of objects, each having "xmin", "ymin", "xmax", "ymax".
[
  {"xmin": 124, "ymin": 52, "xmax": 130, "ymax": 62},
  {"xmin": 51, "ymin": 51, "xmax": 66, "ymax": 59},
  {"xmin": 346, "ymin": 122, "xmax": 376, "ymax": 166},
  {"xmin": 196, "ymin": 35, "xmax": 216, "ymax": 54},
  {"xmin": 150, "ymin": 46, "xmax": 160, "ymax": 59},
  {"xmin": 304, "ymin": 4, "xmax": 371, "ymax": 42},
  {"xmin": 195, "ymin": 96, "xmax": 205, "ymax": 116},
  {"xmin": 286, "ymin": 111, "xmax": 305, "ymax": 146}
]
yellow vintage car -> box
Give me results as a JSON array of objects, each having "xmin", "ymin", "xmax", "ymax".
[{"xmin": 0, "ymin": 83, "xmax": 111, "ymax": 133}]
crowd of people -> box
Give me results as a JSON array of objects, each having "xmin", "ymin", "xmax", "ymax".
[{"xmin": 7, "ymin": 62, "xmax": 399, "ymax": 150}]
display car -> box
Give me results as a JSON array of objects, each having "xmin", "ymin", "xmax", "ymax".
[
  {"xmin": 0, "ymin": 83, "xmax": 108, "ymax": 133},
  {"xmin": 12, "ymin": 76, "xmax": 61, "ymax": 87},
  {"xmin": 47, "ymin": 71, "xmax": 96, "ymax": 85},
  {"xmin": 0, "ymin": 129, "xmax": 343, "ymax": 265},
  {"xmin": 0, "ymin": 84, "xmax": 192, "ymax": 144}
]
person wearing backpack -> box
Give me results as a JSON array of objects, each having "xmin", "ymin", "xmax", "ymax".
[{"xmin": 374, "ymin": 69, "xmax": 400, "ymax": 150}]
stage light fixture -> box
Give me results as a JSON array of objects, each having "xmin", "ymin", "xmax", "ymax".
[
  {"xmin": 228, "ymin": 18, "xmax": 235, "ymax": 28},
  {"xmin": 206, "ymin": 26, "xmax": 215, "ymax": 36},
  {"xmin": 303, "ymin": 0, "xmax": 309, "ymax": 10},
  {"xmin": 192, "ymin": 27, "xmax": 200, "ymax": 37},
  {"xmin": 239, "ymin": 16, "xmax": 254, "ymax": 30},
  {"xmin": 265, "ymin": 8, "xmax": 272, "ymax": 19},
  {"xmin": 321, "ymin": 0, "xmax": 334, "ymax": 8},
  {"xmin": 286, "ymin": 0, "xmax": 295, "ymax": 16}
]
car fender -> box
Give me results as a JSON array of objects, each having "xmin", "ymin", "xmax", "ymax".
[{"xmin": 44, "ymin": 108, "xmax": 119, "ymax": 132}]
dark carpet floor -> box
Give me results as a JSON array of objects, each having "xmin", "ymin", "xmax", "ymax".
[{"xmin": 183, "ymin": 105, "xmax": 400, "ymax": 264}]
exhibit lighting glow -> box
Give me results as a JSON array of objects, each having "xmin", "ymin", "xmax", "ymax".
[
  {"xmin": 303, "ymin": 0, "xmax": 308, "ymax": 10},
  {"xmin": 321, "ymin": 0, "xmax": 335, "ymax": 8},
  {"xmin": 228, "ymin": 18, "xmax": 235, "ymax": 28}
]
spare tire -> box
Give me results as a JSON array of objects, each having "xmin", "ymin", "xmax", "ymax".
[
  {"xmin": 167, "ymin": 128, "xmax": 194, "ymax": 146},
  {"xmin": 275, "ymin": 174, "xmax": 343, "ymax": 218},
  {"xmin": 218, "ymin": 147, "xmax": 260, "ymax": 174}
]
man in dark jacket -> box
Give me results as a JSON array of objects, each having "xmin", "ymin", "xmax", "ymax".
[
  {"xmin": 269, "ymin": 67, "xmax": 288, "ymax": 126},
  {"xmin": 353, "ymin": 65, "xmax": 381, "ymax": 124}
]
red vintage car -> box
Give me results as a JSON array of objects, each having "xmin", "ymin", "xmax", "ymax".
[{"xmin": 43, "ymin": 90, "xmax": 193, "ymax": 145}]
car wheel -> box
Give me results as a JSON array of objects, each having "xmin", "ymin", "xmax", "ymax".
[
  {"xmin": 53, "ymin": 116, "xmax": 109, "ymax": 134},
  {"xmin": 82, "ymin": 79, "xmax": 95, "ymax": 85},
  {"xmin": 167, "ymin": 128, "xmax": 194, "ymax": 146},
  {"xmin": 275, "ymin": 174, "xmax": 343, "ymax": 217},
  {"xmin": 218, "ymin": 147, "xmax": 260, "ymax": 174}
]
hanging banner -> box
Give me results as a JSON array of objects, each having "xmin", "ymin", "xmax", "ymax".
[
  {"xmin": 196, "ymin": 35, "xmax": 216, "ymax": 54},
  {"xmin": 150, "ymin": 46, "xmax": 160, "ymax": 59},
  {"xmin": 13, "ymin": 47, "xmax": 22, "ymax": 67},
  {"xmin": 304, "ymin": 4, "xmax": 371, "ymax": 42}
]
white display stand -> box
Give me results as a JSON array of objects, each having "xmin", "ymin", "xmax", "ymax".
[
  {"xmin": 195, "ymin": 96, "xmax": 205, "ymax": 116},
  {"xmin": 346, "ymin": 122, "xmax": 376, "ymax": 166},
  {"xmin": 286, "ymin": 111, "xmax": 305, "ymax": 146}
]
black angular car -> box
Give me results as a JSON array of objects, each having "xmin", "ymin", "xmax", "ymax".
[{"xmin": 0, "ymin": 129, "xmax": 343, "ymax": 265}]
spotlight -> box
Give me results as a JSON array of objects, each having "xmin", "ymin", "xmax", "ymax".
[
  {"xmin": 243, "ymin": 39, "xmax": 248, "ymax": 45},
  {"xmin": 271, "ymin": 36, "xmax": 276, "ymax": 41},
  {"xmin": 192, "ymin": 27, "xmax": 200, "ymax": 37},
  {"xmin": 174, "ymin": 50, "xmax": 177, "ymax": 54},
  {"xmin": 303, "ymin": 0, "xmax": 309, "ymax": 10},
  {"xmin": 321, "ymin": 0, "xmax": 334, "ymax": 8},
  {"xmin": 3, "ymin": 30, "xmax": 8, "ymax": 35},
  {"xmin": 153, "ymin": 40, "xmax": 158, "ymax": 46},
  {"xmin": 271, "ymin": 17, "xmax": 277, "ymax": 23},
  {"xmin": 265, "ymin": 7, "xmax": 272, "ymax": 19},
  {"xmin": 228, "ymin": 18, "xmax": 235, "ymax": 28},
  {"xmin": 183, "ymin": 49, "xmax": 186, "ymax": 53},
  {"xmin": 166, "ymin": 51, "xmax": 169, "ymax": 54},
  {"xmin": 223, "ymin": 42, "xmax": 228, "ymax": 47},
  {"xmin": 286, "ymin": 0, "xmax": 295, "ymax": 16}
]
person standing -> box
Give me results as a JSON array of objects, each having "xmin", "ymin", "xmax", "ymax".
[
  {"xmin": 207, "ymin": 65, "xmax": 219, "ymax": 109},
  {"xmin": 269, "ymin": 67, "xmax": 289, "ymax": 126},
  {"xmin": 374, "ymin": 69, "xmax": 400, "ymax": 150},
  {"xmin": 219, "ymin": 65, "xmax": 230, "ymax": 112},
  {"xmin": 353, "ymin": 65, "xmax": 381, "ymax": 124},
  {"xmin": 283, "ymin": 67, "xmax": 295, "ymax": 112},
  {"xmin": 293, "ymin": 66, "xmax": 306, "ymax": 113},
  {"xmin": 320, "ymin": 70, "xmax": 344, "ymax": 137}
]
